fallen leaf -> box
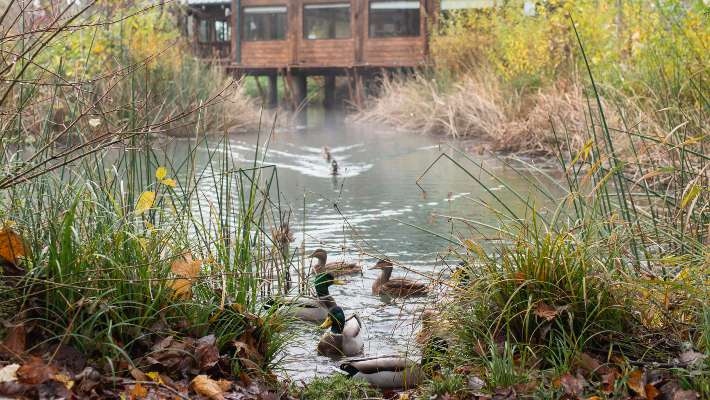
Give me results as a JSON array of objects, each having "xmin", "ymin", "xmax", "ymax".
[
  {"xmin": 170, "ymin": 253, "xmax": 202, "ymax": 299},
  {"xmin": 560, "ymin": 373, "xmax": 584, "ymax": 396},
  {"xmin": 16, "ymin": 357, "xmax": 56, "ymax": 385},
  {"xmin": 600, "ymin": 370, "xmax": 619, "ymax": 393},
  {"xmin": 0, "ymin": 227, "xmax": 26, "ymax": 268},
  {"xmin": 53, "ymin": 373, "xmax": 74, "ymax": 390},
  {"xmin": 130, "ymin": 382, "xmax": 148, "ymax": 399},
  {"xmin": 195, "ymin": 334, "xmax": 219, "ymax": 371},
  {"xmin": 0, "ymin": 322, "xmax": 26, "ymax": 354},
  {"xmin": 645, "ymin": 383, "xmax": 660, "ymax": 400},
  {"xmin": 129, "ymin": 366, "xmax": 147, "ymax": 381},
  {"xmin": 627, "ymin": 369, "xmax": 646, "ymax": 397},
  {"xmin": 677, "ymin": 350, "xmax": 707, "ymax": 367},
  {"xmin": 146, "ymin": 371, "xmax": 163, "ymax": 384},
  {"xmin": 135, "ymin": 191, "xmax": 156, "ymax": 215},
  {"xmin": 577, "ymin": 352, "xmax": 601, "ymax": 373},
  {"xmin": 534, "ymin": 302, "xmax": 559, "ymax": 321},
  {"xmin": 672, "ymin": 390, "xmax": 699, "ymax": 400},
  {"xmin": 191, "ymin": 375, "xmax": 225, "ymax": 400},
  {"xmin": 0, "ymin": 364, "xmax": 19, "ymax": 382},
  {"xmin": 88, "ymin": 118, "xmax": 101, "ymax": 128}
]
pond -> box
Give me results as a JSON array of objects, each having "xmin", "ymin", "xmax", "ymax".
[{"xmin": 169, "ymin": 109, "xmax": 558, "ymax": 382}]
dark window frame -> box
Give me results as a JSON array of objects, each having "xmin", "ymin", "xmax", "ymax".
[
  {"xmin": 368, "ymin": 0, "xmax": 422, "ymax": 39},
  {"xmin": 242, "ymin": 5, "xmax": 288, "ymax": 42},
  {"xmin": 303, "ymin": 2, "xmax": 353, "ymax": 40}
]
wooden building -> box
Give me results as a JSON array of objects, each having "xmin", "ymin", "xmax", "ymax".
[{"xmin": 184, "ymin": 0, "xmax": 492, "ymax": 107}]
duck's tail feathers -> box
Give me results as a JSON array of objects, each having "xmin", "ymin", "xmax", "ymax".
[{"xmin": 339, "ymin": 362, "xmax": 359, "ymax": 377}]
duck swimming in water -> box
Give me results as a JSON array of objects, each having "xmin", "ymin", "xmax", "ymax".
[
  {"xmin": 317, "ymin": 305, "xmax": 363, "ymax": 357},
  {"xmin": 310, "ymin": 249, "xmax": 362, "ymax": 276},
  {"xmin": 371, "ymin": 260, "xmax": 428, "ymax": 297},
  {"xmin": 266, "ymin": 272, "xmax": 343, "ymax": 322}
]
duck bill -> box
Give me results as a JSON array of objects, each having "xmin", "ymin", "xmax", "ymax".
[
  {"xmin": 332, "ymin": 279, "xmax": 346, "ymax": 285},
  {"xmin": 319, "ymin": 316, "xmax": 333, "ymax": 329}
]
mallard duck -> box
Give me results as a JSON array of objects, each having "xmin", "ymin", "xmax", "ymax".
[
  {"xmin": 266, "ymin": 272, "xmax": 343, "ymax": 322},
  {"xmin": 340, "ymin": 355, "xmax": 425, "ymax": 390},
  {"xmin": 317, "ymin": 306, "xmax": 363, "ymax": 357},
  {"xmin": 310, "ymin": 249, "xmax": 362, "ymax": 276},
  {"xmin": 371, "ymin": 260, "xmax": 428, "ymax": 297}
]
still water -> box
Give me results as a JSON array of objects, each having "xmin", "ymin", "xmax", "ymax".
[{"xmin": 168, "ymin": 110, "xmax": 557, "ymax": 382}]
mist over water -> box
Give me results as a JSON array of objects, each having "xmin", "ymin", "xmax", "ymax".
[{"xmin": 166, "ymin": 109, "xmax": 557, "ymax": 381}]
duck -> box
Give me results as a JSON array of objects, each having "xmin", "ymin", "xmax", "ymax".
[
  {"xmin": 266, "ymin": 272, "xmax": 343, "ymax": 322},
  {"xmin": 322, "ymin": 146, "xmax": 332, "ymax": 162},
  {"xmin": 317, "ymin": 305, "xmax": 363, "ymax": 357},
  {"xmin": 371, "ymin": 260, "xmax": 428, "ymax": 297},
  {"xmin": 331, "ymin": 159, "xmax": 339, "ymax": 176},
  {"xmin": 310, "ymin": 249, "xmax": 362, "ymax": 276},
  {"xmin": 339, "ymin": 355, "xmax": 426, "ymax": 390}
]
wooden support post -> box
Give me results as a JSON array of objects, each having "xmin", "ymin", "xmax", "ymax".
[
  {"xmin": 354, "ymin": 68, "xmax": 364, "ymax": 110},
  {"xmin": 267, "ymin": 74, "xmax": 278, "ymax": 108},
  {"xmin": 284, "ymin": 70, "xmax": 297, "ymax": 110},
  {"xmin": 294, "ymin": 74, "xmax": 308, "ymax": 126},
  {"xmin": 324, "ymin": 75, "xmax": 336, "ymax": 109},
  {"xmin": 253, "ymin": 76, "xmax": 266, "ymax": 106}
]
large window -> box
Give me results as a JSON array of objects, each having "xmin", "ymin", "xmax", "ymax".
[
  {"xmin": 303, "ymin": 3, "xmax": 351, "ymax": 40},
  {"xmin": 243, "ymin": 6, "xmax": 287, "ymax": 41},
  {"xmin": 369, "ymin": 1, "xmax": 420, "ymax": 38},
  {"xmin": 441, "ymin": 0, "xmax": 494, "ymax": 10},
  {"xmin": 215, "ymin": 20, "xmax": 231, "ymax": 42}
]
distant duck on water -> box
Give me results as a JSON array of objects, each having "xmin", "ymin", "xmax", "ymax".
[
  {"xmin": 310, "ymin": 249, "xmax": 362, "ymax": 276},
  {"xmin": 371, "ymin": 260, "xmax": 429, "ymax": 297},
  {"xmin": 331, "ymin": 159, "xmax": 339, "ymax": 176},
  {"xmin": 322, "ymin": 146, "xmax": 332, "ymax": 162}
]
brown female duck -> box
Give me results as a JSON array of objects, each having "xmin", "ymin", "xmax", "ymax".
[
  {"xmin": 310, "ymin": 249, "xmax": 362, "ymax": 276},
  {"xmin": 371, "ymin": 260, "xmax": 428, "ymax": 297}
]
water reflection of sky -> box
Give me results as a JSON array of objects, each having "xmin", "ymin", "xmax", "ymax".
[{"xmin": 161, "ymin": 112, "xmax": 560, "ymax": 382}]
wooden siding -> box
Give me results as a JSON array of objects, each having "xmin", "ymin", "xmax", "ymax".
[{"xmin": 199, "ymin": 0, "xmax": 438, "ymax": 70}]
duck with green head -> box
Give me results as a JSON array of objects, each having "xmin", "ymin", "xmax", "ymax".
[
  {"xmin": 317, "ymin": 305, "xmax": 363, "ymax": 357},
  {"xmin": 266, "ymin": 272, "xmax": 343, "ymax": 322}
]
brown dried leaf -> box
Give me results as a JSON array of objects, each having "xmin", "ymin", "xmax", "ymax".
[
  {"xmin": 16, "ymin": 357, "xmax": 56, "ymax": 385},
  {"xmin": 560, "ymin": 373, "xmax": 584, "ymax": 396},
  {"xmin": 0, "ymin": 323, "xmax": 26, "ymax": 354},
  {"xmin": 600, "ymin": 370, "xmax": 619, "ymax": 394},
  {"xmin": 677, "ymin": 350, "xmax": 707, "ymax": 367},
  {"xmin": 129, "ymin": 366, "xmax": 148, "ymax": 381},
  {"xmin": 0, "ymin": 227, "xmax": 26, "ymax": 267},
  {"xmin": 627, "ymin": 369, "xmax": 646, "ymax": 397},
  {"xmin": 130, "ymin": 382, "xmax": 148, "ymax": 399},
  {"xmin": 191, "ymin": 375, "xmax": 225, "ymax": 400},
  {"xmin": 534, "ymin": 302, "xmax": 559, "ymax": 321},
  {"xmin": 672, "ymin": 390, "xmax": 699, "ymax": 400},
  {"xmin": 645, "ymin": 383, "xmax": 660, "ymax": 400},
  {"xmin": 170, "ymin": 253, "xmax": 202, "ymax": 299},
  {"xmin": 196, "ymin": 334, "xmax": 220, "ymax": 371},
  {"xmin": 577, "ymin": 352, "xmax": 601, "ymax": 373}
]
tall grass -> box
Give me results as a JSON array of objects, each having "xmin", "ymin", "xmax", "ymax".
[
  {"xmin": 415, "ymin": 13, "xmax": 708, "ymax": 396},
  {"xmin": 0, "ymin": 0, "xmax": 290, "ymax": 379}
]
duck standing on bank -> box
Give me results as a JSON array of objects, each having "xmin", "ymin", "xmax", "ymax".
[
  {"xmin": 330, "ymin": 159, "xmax": 339, "ymax": 176},
  {"xmin": 371, "ymin": 260, "xmax": 429, "ymax": 297},
  {"xmin": 310, "ymin": 249, "xmax": 362, "ymax": 276},
  {"xmin": 266, "ymin": 272, "xmax": 343, "ymax": 322},
  {"xmin": 317, "ymin": 305, "xmax": 363, "ymax": 357}
]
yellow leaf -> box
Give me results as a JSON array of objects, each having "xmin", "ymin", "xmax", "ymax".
[
  {"xmin": 0, "ymin": 227, "xmax": 26, "ymax": 266},
  {"xmin": 191, "ymin": 375, "xmax": 225, "ymax": 400},
  {"xmin": 145, "ymin": 371, "xmax": 163, "ymax": 384},
  {"xmin": 135, "ymin": 191, "xmax": 156, "ymax": 215},
  {"xmin": 680, "ymin": 184, "xmax": 701, "ymax": 209},
  {"xmin": 53, "ymin": 373, "xmax": 74, "ymax": 390},
  {"xmin": 155, "ymin": 166, "xmax": 168, "ymax": 180},
  {"xmin": 160, "ymin": 178, "xmax": 177, "ymax": 188},
  {"xmin": 170, "ymin": 253, "xmax": 202, "ymax": 300}
]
